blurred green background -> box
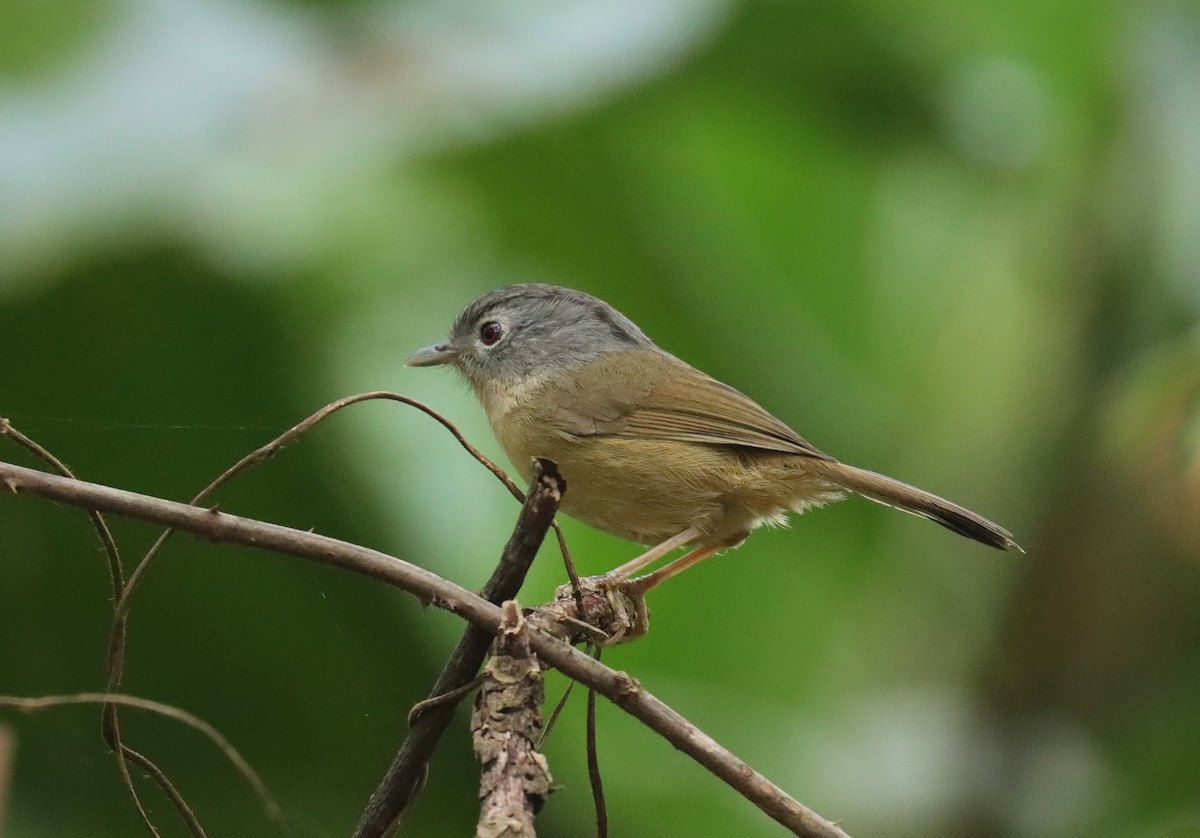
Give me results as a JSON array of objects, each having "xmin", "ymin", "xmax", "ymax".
[{"xmin": 2, "ymin": 0, "xmax": 1199, "ymax": 836}]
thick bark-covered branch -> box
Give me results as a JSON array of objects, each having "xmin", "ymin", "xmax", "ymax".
[
  {"xmin": 0, "ymin": 460, "xmax": 850, "ymax": 838},
  {"xmin": 472, "ymin": 602, "xmax": 552, "ymax": 838}
]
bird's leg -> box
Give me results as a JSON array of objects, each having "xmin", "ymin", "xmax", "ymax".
[
  {"xmin": 599, "ymin": 530, "xmax": 748, "ymax": 644},
  {"xmin": 601, "ymin": 526, "xmax": 700, "ymax": 582},
  {"xmin": 626, "ymin": 544, "xmax": 722, "ymax": 596},
  {"xmin": 628, "ymin": 529, "xmax": 749, "ymax": 595}
]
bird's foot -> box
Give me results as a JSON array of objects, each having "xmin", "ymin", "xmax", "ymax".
[{"xmin": 550, "ymin": 573, "xmax": 650, "ymax": 645}]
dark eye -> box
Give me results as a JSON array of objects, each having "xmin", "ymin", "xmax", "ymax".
[{"xmin": 479, "ymin": 321, "xmax": 503, "ymax": 346}]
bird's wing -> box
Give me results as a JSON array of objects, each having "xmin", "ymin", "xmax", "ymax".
[{"xmin": 544, "ymin": 350, "xmax": 834, "ymax": 461}]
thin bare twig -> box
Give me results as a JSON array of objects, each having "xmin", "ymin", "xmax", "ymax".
[
  {"xmin": 406, "ymin": 676, "xmax": 487, "ymax": 727},
  {"xmin": 354, "ymin": 458, "xmax": 566, "ymax": 838},
  {"xmin": 113, "ymin": 391, "xmax": 536, "ymax": 626},
  {"xmin": 586, "ymin": 646, "xmax": 608, "ymax": 838},
  {"xmin": 119, "ymin": 746, "xmax": 205, "ymax": 837},
  {"xmin": 0, "ymin": 693, "xmax": 285, "ymax": 831},
  {"xmin": 0, "ymin": 461, "xmax": 851, "ymax": 838},
  {"xmin": 535, "ymin": 679, "xmax": 577, "ymax": 750}
]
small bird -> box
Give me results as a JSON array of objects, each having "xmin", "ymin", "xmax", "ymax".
[{"xmin": 408, "ymin": 284, "xmax": 1019, "ymax": 608}]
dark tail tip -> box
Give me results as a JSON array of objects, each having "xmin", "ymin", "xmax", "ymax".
[{"xmin": 929, "ymin": 507, "xmax": 1022, "ymax": 552}]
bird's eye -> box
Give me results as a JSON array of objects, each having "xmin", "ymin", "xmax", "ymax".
[{"xmin": 479, "ymin": 321, "xmax": 503, "ymax": 346}]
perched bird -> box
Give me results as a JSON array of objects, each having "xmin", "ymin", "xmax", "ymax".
[{"xmin": 408, "ymin": 284, "xmax": 1019, "ymax": 605}]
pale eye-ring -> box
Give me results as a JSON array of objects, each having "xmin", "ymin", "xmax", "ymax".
[{"xmin": 479, "ymin": 321, "xmax": 503, "ymax": 346}]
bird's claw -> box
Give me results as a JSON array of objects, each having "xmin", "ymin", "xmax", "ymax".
[{"xmin": 551, "ymin": 574, "xmax": 650, "ymax": 645}]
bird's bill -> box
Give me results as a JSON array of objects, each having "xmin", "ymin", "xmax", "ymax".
[{"xmin": 405, "ymin": 342, "xmax": 458, "ymax": 367}]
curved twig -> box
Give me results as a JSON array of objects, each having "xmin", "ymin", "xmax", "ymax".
[
  {"xmin": 114, "ymin": 392, "xmax": 525, "ymax": 625},
  {"xmin": 0, "ymin": 693, "xmax": 285, "ymax": 831}
]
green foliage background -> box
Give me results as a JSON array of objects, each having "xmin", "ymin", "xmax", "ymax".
[{"xmin": 2, "ymin": 1, "xmax": 1199, "ymax": 836}]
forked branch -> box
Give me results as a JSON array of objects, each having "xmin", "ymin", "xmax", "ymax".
[
  {"xmin": 354, "ymin": 458, "xmax": 565, "ymax": 837},
  {"xmin": 0, "ymin": 461, "xmax": 850, "ymax": 838}
]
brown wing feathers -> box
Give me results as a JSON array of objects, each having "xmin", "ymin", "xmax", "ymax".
[
  {"xmin": 550, "ymin": 350, "xmax": 832, "ymax": 459},
  {"xmin": 546, "ymin": 348, "xmax": 1018, "ymax": 551}
]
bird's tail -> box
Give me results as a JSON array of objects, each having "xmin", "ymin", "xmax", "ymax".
[{"xmin": 813, "ymin": 461, "xmax": 1021, "ymax": 551}]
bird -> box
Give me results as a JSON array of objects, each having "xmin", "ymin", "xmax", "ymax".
[{"xmin": 407, "ymin": 284, "xmax": 1019, "ymax": 619}]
